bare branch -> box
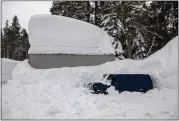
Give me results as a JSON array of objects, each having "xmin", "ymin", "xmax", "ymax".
[
  {"xmin": 134, "ymin": 21, "xmax": 164, "ymax": 39},
  {"xmin": 139, "ymin": 27, "xmax": 164, "ymax": 39},
  {"xmin": 147, "ymin": 36, "xmax": 155, "ymax": 56}
]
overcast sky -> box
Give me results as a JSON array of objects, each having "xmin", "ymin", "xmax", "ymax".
[{"xmin": 2, "ymin": 1, "xmax": 52, "ymax": 30}]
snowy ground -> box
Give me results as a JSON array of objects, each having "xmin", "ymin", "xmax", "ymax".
[{"xmin": 2, "ymin": 36, "xmax": 178, "ymax": 119}]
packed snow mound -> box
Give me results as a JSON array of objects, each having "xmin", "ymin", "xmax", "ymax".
[
  {"xmin": 1, "ymin": 58, "xmax": 20, "ymax": 84},
  {"xmin": 28, "ymin": 14, "xmax": 115, "ymax": 55},
  {"xmin": 2, "ymin": 36, "xmax": 178, "ymax": 119},
  {"xmin": 146, "ymin": 36, "xmax": 178, "ymax": 72},
  {"xmin": 2, "ymin": 58, "xmax": 20, "ymax": 75}
]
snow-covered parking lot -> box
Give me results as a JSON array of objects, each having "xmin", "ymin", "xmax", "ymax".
[{"xmin": 1, "ymin": 36, "xmax": 178, "ymax": 119}]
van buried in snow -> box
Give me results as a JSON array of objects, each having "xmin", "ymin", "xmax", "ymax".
[{"xmin": 87, "ymin": 74, "xmax": 153, "ymax": 94}]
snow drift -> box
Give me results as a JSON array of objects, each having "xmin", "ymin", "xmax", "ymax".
[
  {"xmin": 1, "ymin": 58, "xmax": 20, "ymax": 85},
  {"xmin": 2, "ymin": 36, "xmax": 178, "ymax": 119},
  {"xmin": 28, "ymin": 14, "xmax": 115, "ymax": 55}
]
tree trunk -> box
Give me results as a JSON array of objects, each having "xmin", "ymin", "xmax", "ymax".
[
  {"xmin": 127, "ymin": 40, "xmax": 132, "ymax": 58},
  {"xmin": 4, "ymin": 48, "xmax": 7, "ymax": 58},
  {"xmin": 94, "ymin": 1, "xmax": 97, "ymax": 25},
  {"xmin": 18, "ymin": 52, "xmax": 20, "ymax": 60},
  {"xmin": 6, "ymin": 48, "xmax": 9, "ymax": 58},
  {"xmin": 26, "ymin": 51, "xmax": 28, "ymax": 59},
  {"xmin": 11, "ymin": 44, "xmax": 15, "ymax": 59},
  {"xmin": 87, "ymin": 1, "xmax": 90, "ymax": 22}
]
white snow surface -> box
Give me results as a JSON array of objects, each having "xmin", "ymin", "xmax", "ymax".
[
  {"xmin": 1, "ymin": 58, "xmax": 20, "ymax": 85},
  {"xmin": 2, "ymin": 36, "xmax": 178, "ymax": 119},
  {"xmin": 1, "ymin": 58, "xmax": 20, "ymax": 119},
  {"xmin": 28, "ymin": 14, "xmax": 115, "ymax": 55}
]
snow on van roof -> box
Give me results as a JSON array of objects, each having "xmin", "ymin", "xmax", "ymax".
[{"xmin": 28, "ymin": 14, "xmax": 115, "ymax": 55}]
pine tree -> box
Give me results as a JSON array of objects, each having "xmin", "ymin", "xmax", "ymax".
[
  {"xmin": 91, "ymin": 1, "xmax": 116, "ymax": 27},
  {"xmin": 2, "ymin": 16, "xmax": 30, "ymax": 61},
  {"xmin": 49, "ymin": 1, "xmax": 178, "ymax": 60},
  {"xmin": 20, "ymin": 29, "xmax": 30, "ymax": 60},
  {"xmin": 50, "ymin": 1, "xmax": 92, "ymax": 23},
  {"xmin": 1, "ymin": 31, "xmax": 5, "ymax": 58},
  {"xmin": 141, "ymin": 1, "xmax": 178, "ymax": 56},
  {"xmin": 101, "ymin": 1, "xmax": 148, "ymax": 59},
  {"xmin": 2, "ymin": 20, "xmax": 10, "ymax": 58},
  {"xmin": 8, "ymin": 16, "xmax": 21, "ymax": 59}
]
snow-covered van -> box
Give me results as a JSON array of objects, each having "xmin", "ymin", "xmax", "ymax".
[{"xmin": 28, "ymin": 14, "xmax": 115, "ymax": 69}]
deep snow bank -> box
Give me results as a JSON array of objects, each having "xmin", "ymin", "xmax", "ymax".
[
  {"xmin": 28, "ymin": 14, "xmax": 115, "ymax": 55},
  {"xmin": 2, "ymin": 36, "xmax": 178, "ymax": 119},
  {"xmin": 141, "ymin": 36, "xmax": 178, "ymax": 89},
  {"xmin": 1, "ymin": 58, "xmax": 20, "ymax": 84},
  {"xmin": 145, "ymin": 36, "xmax": 178, "ymax": 72}
]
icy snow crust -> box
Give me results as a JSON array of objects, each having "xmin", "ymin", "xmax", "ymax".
[
  {"xmin": 2, "ymin": 36, "xmax": 178, "ymax": 119},
  {"xmin": 28, "ymin": 14, "xmax": 115, "ymax": 55}
]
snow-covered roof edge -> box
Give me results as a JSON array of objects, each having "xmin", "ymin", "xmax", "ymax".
[
  {"xmin": 28, "ymin": 14, "xmax": 115, "ymax": 55},
  {"xmin": 28, "ymin": 53, "xmax": 115, "ymax": 55}
]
